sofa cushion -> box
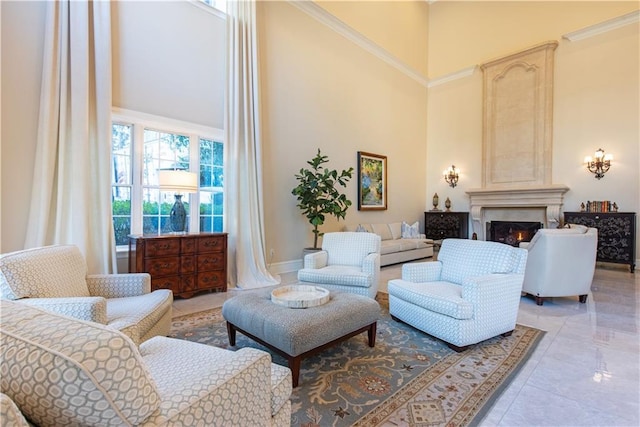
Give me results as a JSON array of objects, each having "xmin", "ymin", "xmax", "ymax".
[
  {"xmin": 387, "ymin": 279, "xmax": 474, "ymax": 320},
  {"xmin": 389, "ymin": 222, "xmax": 403, "ymax": 240},
  {"xmin": 371, "ymin": 223, "xmax": 393, "ymax": 240},
  {"xmin": 0, "ymin": 245, "xmax": 90, "ymax": 299},
  {"xmin": 0, "ymin": 300, "xmax": 160, "ymax": 426}
]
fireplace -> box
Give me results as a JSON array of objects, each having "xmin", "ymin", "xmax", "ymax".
[{"xmin": 487, "ymin": 221, "xmax": 542, "ymax": 247}]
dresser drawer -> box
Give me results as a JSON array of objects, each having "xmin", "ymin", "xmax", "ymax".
[
  {"xmin": 144, "ymin": 238, "xmax": 181, "ymax": 257},
  {"xmin": 198, "ymin": 271, "xmax": 226, "ymax": 290},
  {"xmin": 198, "ymin": 236, "xmax": 225, "ymax": 253},
  {"xmin": 181, "ymin": 255, "xmax": 196, "ymax": 274},
  {"xmin": 197, "ymin": 253, "xmax": 225, "ymax": 271},
  {"xmin": 150, "ymin": 275, "xmax": 181, "ymax": 294},
  {"xmin": 145, "ymin": 256, "xmax": 180, "ymax": 277}
]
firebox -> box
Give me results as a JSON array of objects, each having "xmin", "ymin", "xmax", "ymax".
[{"xmin": 486, "ymin": 221, "xmax": 543, "ymax": 247}]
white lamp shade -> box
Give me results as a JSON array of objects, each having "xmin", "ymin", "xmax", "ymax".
[{"xmin": 158, "ymin": 170, "xmax": 198, "ymax": 192}]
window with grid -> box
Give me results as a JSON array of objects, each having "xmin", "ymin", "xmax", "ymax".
[{"xmin": 111, "ymin": 111, "xmax": 224, "ymax": 247}]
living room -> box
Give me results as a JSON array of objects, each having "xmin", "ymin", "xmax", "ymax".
[{"xmin": 1, "ymin": 0, "xmax": 639, "ymax": 426}]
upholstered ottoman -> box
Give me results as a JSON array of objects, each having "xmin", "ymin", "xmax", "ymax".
[{"xmin": 222, "ymin": 288, "xmax": 380, "ymax": 387}]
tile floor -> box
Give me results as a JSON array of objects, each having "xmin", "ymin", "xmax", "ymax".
[{"xmin": 171, "ymin": 263, "xmax": 640, "ymax": 427}]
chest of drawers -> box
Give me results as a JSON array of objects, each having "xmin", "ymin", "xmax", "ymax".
[
  {"xmin": 563, "ymin": 212, "xmax": 635, "ymax": 273},
  {"xmin": 424, "ymin": 211, "xmax": 469, "ymax": 240},
  {"xmin": 128, "ymin": 233, "xmax": 228, "ymax": 298}
]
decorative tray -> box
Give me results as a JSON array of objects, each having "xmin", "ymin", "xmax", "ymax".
[{"xmin": 271, "ymin": 285, "xmax": 330, "ymax": 309}]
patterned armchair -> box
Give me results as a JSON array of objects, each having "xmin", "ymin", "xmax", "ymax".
[
  {"xmin": 297, "ymin": 232, "xmax": 382, "ymax": 299},
  {"xmin": 387, "ymin": 239, "xmax": 527, "ymax": 351},
  {"xmin": 0, "ymin": 300, "xmax": 292, "ymax": 426},
  {"xmin": 519, "ymin": 225, "xmax": 598, "ymax": 305},
  {"xmin": 0, "ymin": 245, "xmax": 172, "ymax": 345}
]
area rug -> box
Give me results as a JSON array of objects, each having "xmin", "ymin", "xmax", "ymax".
[{"xmin": 170, "ymin": 294, "xmax": 544, "ymax": 427}]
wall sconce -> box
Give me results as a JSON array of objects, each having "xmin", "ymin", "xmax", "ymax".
[
  {"xmin": 584, "ymin": 148, "xmax": 612, "ymax": 180},
  {"xmin": 443, "ymin": 165, "xmax": 459, "ymax": 188}
]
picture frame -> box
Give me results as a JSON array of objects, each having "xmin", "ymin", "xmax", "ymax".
[{"xmin": 357, "ymin": 151, "xmax": 387, "ymax": 210}]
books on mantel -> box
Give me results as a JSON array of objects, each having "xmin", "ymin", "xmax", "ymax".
[{"xmin": 581, "ymin": 200, "xmax": 618, "ymax": 213}]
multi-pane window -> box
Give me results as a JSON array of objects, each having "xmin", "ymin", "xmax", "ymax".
[{"xmin": 110, "ymin": 111, "xmax": 224, "ymax": 247}]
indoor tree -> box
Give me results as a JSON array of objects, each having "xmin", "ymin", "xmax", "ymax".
[{"xmin": 292, "ymin": 149, "xmax": 354, "ymax": 249}]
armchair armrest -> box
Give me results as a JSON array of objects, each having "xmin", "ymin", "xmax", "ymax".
[
  {"xmin": 460, "ymin": 273, "xmax": 524, "ymax": 319},
  {"xmin": 362, "ymin": 252, "xmax": 381, "ymax": 286},
  {"xmin": 401, "ymin": 261, "xmax": 442, "ymax": 283},
  {"xmin": 86, "ymin": 273, "xmax": 151, "ymax": 298},
  {"xmin": 303, "ymin": 251, "xmax": 328, "ymax": 269},
  {"xmin": 17, "ymin": 297, "xmax": 107, "ymax": 324}
]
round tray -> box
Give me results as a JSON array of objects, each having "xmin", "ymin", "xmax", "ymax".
[{"xmin": 271, "ymin": 285, "xmax": 330, "ymax": 309}]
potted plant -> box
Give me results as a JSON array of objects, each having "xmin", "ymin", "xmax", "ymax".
[{"xmin": 292, "ymin": 149, "xmax": 354, "ymax": 250}]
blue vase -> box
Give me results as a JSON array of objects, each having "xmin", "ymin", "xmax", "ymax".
[{"xmin": 170, "ymin": 194, "xmax": 187, "ymax": 232}]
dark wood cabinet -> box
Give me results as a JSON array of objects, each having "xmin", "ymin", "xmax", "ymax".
[
  {"xmin": 129, "ymin": 233, "xmax": 228, "ymax": 298},
  {"xmin": 563, "ymin": 212, "xmax": 636, "ymax": 273},
  {"xmin": 424, "ymin": 211, "xmax": 469, "ymax": 240}
]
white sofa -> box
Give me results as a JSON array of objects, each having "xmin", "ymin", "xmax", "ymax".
[
  {"xmin": 0, "ymin": 300, "xmax": 292, "ymax": 426},
  {"xmin": 344, "ymin": 222, "xmax": 434, "ymax": 266}
]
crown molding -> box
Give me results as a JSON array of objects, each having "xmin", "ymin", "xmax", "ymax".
[
  {"xmin": 427, "ymin": 65, "xmax": 477, "ymax": 88},
  {"xmin": 288, "ymin": 1, "xmax": 428, "ymax": 87},
  {"xmin": 563, "ymin": 10, "xmax": 639, "ymax": 42}
]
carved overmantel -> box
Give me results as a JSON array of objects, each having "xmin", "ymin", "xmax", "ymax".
[{"xmin": 466, "ymin": 185, "xmax": 570, "ymax": 238}]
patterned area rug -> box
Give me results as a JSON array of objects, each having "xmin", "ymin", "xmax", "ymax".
[{"xmin": 170, "ymin": 293, "xmax": 544, "ymax": 427}]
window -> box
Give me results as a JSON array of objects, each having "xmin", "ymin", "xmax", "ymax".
[{"xmin": 111, "ymin": 110, "xmax": 224, "ymax": 247}]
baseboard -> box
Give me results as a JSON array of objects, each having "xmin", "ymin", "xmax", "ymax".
[{"xmin": 268, "ymin": 259, "xmax": 303, "ymax": 276}]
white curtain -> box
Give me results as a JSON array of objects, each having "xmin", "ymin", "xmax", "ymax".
[
  {"xmin": 224, "ymin": 0, "xmax": 280, "ymax": 289},
  {"xmin": 24, "ymin": 0, "xmax": 116, "ymax": 274}
]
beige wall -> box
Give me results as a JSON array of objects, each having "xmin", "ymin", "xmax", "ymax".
[
  {"xmin": 0, "ymin": 1, "xmax": 46, "ymax": 253},
  {"xmin": 316, "ymin": 0, "xmax": 429, "ymax": 77},
  {"xmin": 428, "ymin": 1, "xmax": 638, "ymax": 78},
  {"xmin": 427, "ymin": 3, "xmax": 639, "ymax": 259},
  {"xmin": 259, "ymin": 1, "xmax": 428, "ymax": 265}
]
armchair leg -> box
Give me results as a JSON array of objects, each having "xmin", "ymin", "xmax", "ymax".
[
  {"xmin": 579, "ymin": 294, "xmax": 588, "ymax": 303},
  {"xmin": 446, "ymin": 342, "xmax": 469, "ymax": 352},
  {"xmin": 501, "ymin": 330, "xmax": 513, "ymax": 337},
  {"xmin": 535, "ymin": 296, "xmax": 544, "ymax": 306}
]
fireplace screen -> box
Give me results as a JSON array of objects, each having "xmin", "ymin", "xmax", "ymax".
[{"xmin": 487, "ymin": 221, "xmax": 543, "ymax": 247}]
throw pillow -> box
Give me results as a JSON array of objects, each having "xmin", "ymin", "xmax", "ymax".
[
  {"xmin": 401, "ymin": 221, "xmax": 420, "ymax": 239},
  {"xmin": 355, "ymin": 224, "xmax": 367, "ymax": 232}
]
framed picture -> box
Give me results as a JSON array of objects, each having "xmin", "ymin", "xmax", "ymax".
[{"xmin": 357, "ymin": 151, "xmax": 387, "ymax": 210}]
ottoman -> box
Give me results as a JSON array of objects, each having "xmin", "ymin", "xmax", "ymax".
[{"xmin": 222, "ymin": 288, "xmax": 380, "ymax": 387}]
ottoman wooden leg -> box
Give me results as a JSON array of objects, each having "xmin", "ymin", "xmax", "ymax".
[
  {"xmin": 226, "ymin": 322, "xmax": 237, "ymax": 346},
  {"xmin": 288, "ymin": 356, "xmax": 301, "ymax": 388}
]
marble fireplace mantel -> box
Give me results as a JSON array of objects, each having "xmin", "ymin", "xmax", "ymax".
[{"xmin": 466, "ymin": 185, "xmax": 569, "ymax": 238}]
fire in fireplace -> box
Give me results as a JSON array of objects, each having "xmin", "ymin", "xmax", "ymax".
[{"xmin": 487, "ymin": 221, "xmax": 543, "ymax": 247}]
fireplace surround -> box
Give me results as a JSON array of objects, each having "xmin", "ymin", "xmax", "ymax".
[{"xmin": 466, "ymin": 185, "xmax": 569, "ymax": 240}]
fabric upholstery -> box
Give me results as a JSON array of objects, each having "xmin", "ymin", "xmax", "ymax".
[
  {"xmin": 222, "ymin": 289, "xmax": 380, "ymax": 356},
  {"xmin": 0, "ymin": 245, "xmax": 172, "ymax": 345},
  {"xmin": 388, "ymin": 239, "xmax": 527, "ymax": 348},
  {"xmin": 298, "ymin": 232, "xmax": 381, "ymax": 298},
  {"xmin": 0, "ymin": 300, "xmax": 292, "ymax": 427},
  {"xmin": 0, "ymin": 393, "xmax": 29, "ymax": 427},
  {"xmin": 519, "ymin": 227, "xmax": 597, "ymax": 302}
]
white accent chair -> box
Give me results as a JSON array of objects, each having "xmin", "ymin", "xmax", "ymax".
[
  {"xmin": 519, "ymin": 225, "xmax": 598, "ymax": 306},
  {"xmin": 0, "ymin": 300, "xmax": 292, "ymax": 426},
  {"xmin": 0, "ymin": 245, "xmax": 173, "ymax": 345},
  {"xmin": 387, "ymin": 239, "xmax": 528, "ymax": 351},
  {"xmin": 297, "ymin": 232, "xmax": 382, "ymax": 299}
]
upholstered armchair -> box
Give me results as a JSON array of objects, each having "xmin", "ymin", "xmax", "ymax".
[
  {"xmin": 297, "ymin": 232, "xmax": 382, "ymax": 299},
  {"xmin": 0, "ymin": 245, "xmax": 173, "ymax": 345},
  {"xmin": 387, "ymin": 239, "xmax": 527, "ymax": 351},
  {"xmin": 519, "ymin": 225, "xmax": 598, "ymax": 305},
  {"xmin": 0, "ymin": 300, "xmax": 292, "ymax": 426}
]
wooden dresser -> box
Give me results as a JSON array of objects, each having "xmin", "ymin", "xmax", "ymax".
[{"xmin": 128, "ymin": 232, "xmax": 228, "ymax": 298}]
